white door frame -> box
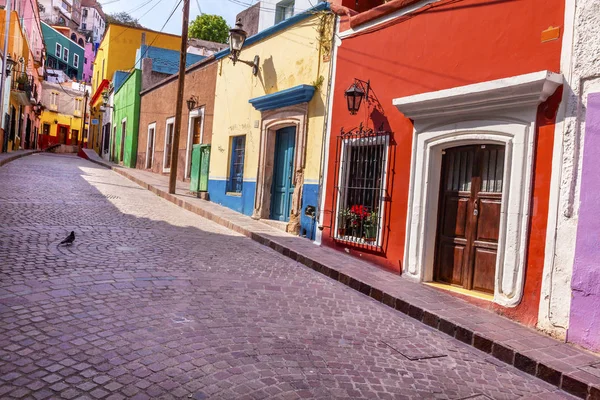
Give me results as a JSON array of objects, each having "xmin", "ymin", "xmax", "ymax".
[
  {"xmin": 393, "ymin": 71, "xmax": 562, "ymax": 307},
  {"xmin": 184, "ymin": 107, "xmax": 205, "ymax": 179},
  {"xmin": 163, "ymin": 117, "xmax": 175, "ymax": 173},
  {"xmin": 146, "ymin": 122, "xmax": 156, "ymax": 169}
]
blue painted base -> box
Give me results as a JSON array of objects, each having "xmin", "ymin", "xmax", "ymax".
[
  {"xmin": 300, "ymin": 183, "xmax": 319, "ymax": 241},
  {"xmin": 208, "ymin": 179, "xmax": 256, "ymax": 216}
]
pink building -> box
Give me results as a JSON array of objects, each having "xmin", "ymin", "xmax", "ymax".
[{"xmin": 83, "ymin": 42, "xmax": 94, "ymax": 83}]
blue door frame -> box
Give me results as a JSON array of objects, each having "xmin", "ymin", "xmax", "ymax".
[{"xmin": 270, "ymin": 127, "xmax": 296, "ymax": 221}]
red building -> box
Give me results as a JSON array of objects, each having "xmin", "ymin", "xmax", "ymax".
[{"xmin": 320, "ymin": 0, "xmax": 565, "ymax": 326}]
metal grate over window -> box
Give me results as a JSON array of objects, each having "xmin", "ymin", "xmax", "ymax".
[{"xmin": 332, "ymin": 126, "xmax": 390, "ymax": 250}]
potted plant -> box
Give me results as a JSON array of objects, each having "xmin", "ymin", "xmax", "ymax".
[
  {"xmin": 349, "ymin": 205, "xmax": 369, "ymax": 238},
  {"xmin": 16, "ymin": 74, "xmax": 28, "ymax": 90},
  {"xmin": 337, "ymin": 208, "xmax": 351, "ymax": 237},
  {"xmin": 363, "ymin": 210, "xmax": 379, "ymax": 243}
]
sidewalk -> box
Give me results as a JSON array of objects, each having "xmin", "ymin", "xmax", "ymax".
[
  {"xmin": 0, "ymin": 149, "xmax": 39, "ymax": 167},
  {"xmin": 81, "ymin": 149, "xmax": 600, "ymax": 400}
]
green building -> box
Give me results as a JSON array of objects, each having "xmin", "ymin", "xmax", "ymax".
[
  {"xmin": 112, "ymin": 70, "xmax": 141, "ymax": 167},
  {"xmin": 41, "ymin": 22, "xmax": 84, "ymax": 81}
]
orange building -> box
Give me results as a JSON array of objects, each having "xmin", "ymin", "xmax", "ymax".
[{"xmin": 320, "ymin": 0, "xmax": 565, "ymax": 327}]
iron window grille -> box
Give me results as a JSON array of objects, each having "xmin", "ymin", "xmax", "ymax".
[
  {"xmin": 332, "ymin": 125, "xmax": 390, "ymax": 250},
  {"xmin": 227, "ymin": 135, "xmax": 246, "ymax": 193}
]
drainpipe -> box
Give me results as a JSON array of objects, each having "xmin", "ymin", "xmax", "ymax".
[{"xmin": 314, "ymin": 15, "xmax": 340, "ymax": 245}]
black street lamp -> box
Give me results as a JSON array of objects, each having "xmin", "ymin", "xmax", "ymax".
[
  {"xmin": 345, "ymin": 79, "xmax": 371, "ymax": 115},
  {"xmin": 186, "ymin": 95, "xmax": 198, "ymax": 112},
  {"xmin": 5, "ymin": 54, "xmax": 16, "ymax": 76},
  {"xmin": 228, "ymin": 18, "xmax": 259, "ymax": 76}
]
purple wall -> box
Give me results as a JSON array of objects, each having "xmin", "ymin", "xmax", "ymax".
[
  {"xmin": 83, "ymin": 43, "xmax": 95, "ymax": 84},
  {"xmin": 568, "ymin": 92, "xmax": 600, "ymax": 352}
]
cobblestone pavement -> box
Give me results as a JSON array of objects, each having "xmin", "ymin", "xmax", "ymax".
[{"xmin": 0, "ymin": 154, "xmax": 576, "ymax": 400}]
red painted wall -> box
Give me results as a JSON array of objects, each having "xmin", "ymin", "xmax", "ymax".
[{"xmin": 323, "ymin": 0, "xmax": 564, "ymax": 325}]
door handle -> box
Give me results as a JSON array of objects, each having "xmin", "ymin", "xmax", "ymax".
[{"xmin": 473, "ymin": 199, "xmax": 479, "ymax": 216}]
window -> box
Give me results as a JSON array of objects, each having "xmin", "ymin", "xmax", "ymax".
[
  {"xmin": 275, "ymin": 0, "xmax": 294, "ymax": 24},
  {"xmin": 74, "ymin": 97, "xmax": 82, "ymax": 111},
  {"xmin": 73, "ymin": 53, "xmax": 79, "ymax": 68},
  {"xmin": 82, "ymin": 8, "xmax": 87, "ymax": 17},
  {"xmin": 333, "ymin": 130, "xmax": 389, "ymax": 249},
  {"xmin": 227, "ymin": 135, "xmax": 246, "ymax": 193},
  {"xmin": 55, "ymin": 43, "xmax": 62, "ymax": 57},
  {"xmin": 81, "ymin": 22, "xmax": 87, "ymax": 30},
  {"xmin": 84, "ymin": 57, "xmax": 87, "ymax": 64},
  {"xmin": 163, "ymin": 117, "xmax": 175, "ymax": 172},
  {"xmin": 63, "ymin": 47, "xmax": 69, "ymax": 62},
  {"xmin": 50, "ymin": 91, "xmax": 59, "ymax": 106}
]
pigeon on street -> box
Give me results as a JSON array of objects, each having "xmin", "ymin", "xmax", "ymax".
[{"xmin": 60, "ymin": 231, "xmax": 75, "ymax": 246}]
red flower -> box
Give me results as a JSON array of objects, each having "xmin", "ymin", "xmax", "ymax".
[{"xmin": 350, "ymin": 205, "xmax": 369, "ymax": 219}]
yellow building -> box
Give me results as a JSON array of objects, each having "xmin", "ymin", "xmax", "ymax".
[
  {"xmin": 38, "ymin": 82, "xmax": 87, "ymax": 149},
  {"xmin": 0, "ymin": 9, "xmax": 31, "ymax": 152},
  {"xmin": 89, "ymin": 23, "xmax": 181, "ymax": 153},
  {"xmin": 208, "ymin": 3, "xmax": 334, "ymax": 240}
]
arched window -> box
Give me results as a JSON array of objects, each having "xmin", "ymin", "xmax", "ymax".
[
  {"xmin": 78, "ymin": 38, "xmax": 84, "ymax": 46},
  {"xmin": 70, "ymin": 33, "xmax": 76, "ymax": 41}
]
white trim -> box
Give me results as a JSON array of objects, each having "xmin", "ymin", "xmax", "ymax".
[
  {"xmin": 120, "ymin": 117, "xmax": 127, "ymax": 163},
  {"xmin": 184, "ymin": 107, "xmax": 205, "ymax": 179},
  {"xmin": 339, "ymin": 0, "xmax": 437, "ymax": 38},
  {"xmin": 145, "ymin": 122, "xmax": 156, "ymax": 169},
  {"xmin": 537, "ymin": 0, "xmax": 577, "ymax": 336},
  {"xmin": 162, "ymin": 117, "xmax": 175, "ymax": 173},
  {"xmin": 55, "ymin": 43, "xmax": 62, "ymax": 58},
  {"xmin": 315, "ymin": 18, "xmax": 341, "ymax": 246},
  {"xmin": 73, "ymin": 53, "xmax": 79, "ymax": 68},
  {"xmin": 63, "ymin": 47, "xmax": 69, "ymax": 63},
  {"xmin": 393, "ymin": 71, "xmax": 562, "ymax": 119},
  {"xmin": 398, "ymin": 71, "xmax": 562, "ymax": 307},
  {"xmin": 333, "ymin": 135, "xmax": 389, "ymax": 248}
]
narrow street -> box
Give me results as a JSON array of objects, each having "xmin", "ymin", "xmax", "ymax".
[{"xmin": 0, "ymin": 154, "xmax": 574, "ymax": 399}]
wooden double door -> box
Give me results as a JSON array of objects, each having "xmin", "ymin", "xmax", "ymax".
[{"xmin": 434, "ymin": 144, "xmax": 505, "ymax": 294}]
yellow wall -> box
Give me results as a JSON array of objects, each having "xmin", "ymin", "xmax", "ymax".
[
  {"xmin": 210, "ymin": 13, "xmax": 334, "ymax": 182},
  {"xmin": 0, "ymin": 10, "xmax": 30, "ymax": 67},
  {"xmin": 40, "ymin": 110, "xmax": 83, "ymax": 141},
  {"xmin": 91, "ymin": 24, "xmax": 181, "ymax": 97}
]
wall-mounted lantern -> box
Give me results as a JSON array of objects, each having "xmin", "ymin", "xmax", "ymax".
[
  {"xmin": 5, "ymin": 54, "xmax": 16, "ymax": 76},
  {"xmin": 186, "ymin": 95, "xmax": 199, "ymax": 112},
  {"xmin": 345, "ymin": 79, "xmax": 371, "ymax": 115},
  {"xmin": 228, "ymin": 18, "xmax": 259, "ymax": 76}
]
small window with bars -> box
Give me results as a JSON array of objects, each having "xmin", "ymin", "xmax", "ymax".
[
  {"xmin": 227, "ymin": 135, "xmax": 246, "ymax": 193},
  {"xmin": 333, "ymin": 130, "xmax": 389, "ymax": 249}
]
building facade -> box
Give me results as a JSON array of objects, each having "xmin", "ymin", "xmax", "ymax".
[
  {"xmin": 89, "ymin": 23, "xmax": 181, "ymax": 153},
  {"xmin": 38, "ymin": 81, "xmax": 87, "ymax": 148},
  {"xmin": 318, "ymin": 0, "xmax": 564, "ymax": 330},
  {"xmin": 112, "ymin": 70, "xmax": 141, "ymax": 167},
  {"xmin": 209, "ymin": 3, "xmax": 334, "ymax": 239},
  {"xmin": 38, "ymin": 0, "xmax": 81, "ymax": 29},
  {"xmin": 41, "ymin": 22, "xmax": 84, "ymax": 81},
  {"xmin": 80, "ymin": 0, "xmax": 105, "ymax": 46},
  {"xmin": 137, "ymin": 57, "xmax": 217, "ymax": 181}
]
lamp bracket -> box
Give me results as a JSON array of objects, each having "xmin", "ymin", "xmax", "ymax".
[
  {"xmin": 353, "ymin": 78, "xmax": 371, "ymax": 100},
  {"xmin": 230, "ymin": 55, "xmax": 260, "ymax": 76}
]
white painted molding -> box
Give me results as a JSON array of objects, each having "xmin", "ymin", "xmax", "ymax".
[
  {"xmin": 393, "ymin": 71, "xmax": 563, "ymax": 119},
  {"xmin": 162, "ymin": 117, "xmax": 175, "ymax": 173},
  {"xmin": 400, "ymin": 72, "xmax": 563, "ymax": 308},
  {"xmin": 184, "ymin": 107, "xmax": 205, "ymax": 180}
]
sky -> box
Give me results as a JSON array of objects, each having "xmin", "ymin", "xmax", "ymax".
[{"xmin": 101, "ymin": 0, "xmax": 251, "ymax": 36}]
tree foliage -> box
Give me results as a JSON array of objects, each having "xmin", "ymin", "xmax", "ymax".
[
  {"xmin": 106, "ymin": 12, "xmax": 143, "ymax": 28},
  {"xmin": 188, "ymin": 14, "xmax": 229, "ymax": 44}
]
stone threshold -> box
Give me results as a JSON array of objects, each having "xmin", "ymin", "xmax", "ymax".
[
  {"xmin": 0, "ymin": 150, "xmax": 40, "ymax": 167},
  {"xmin": 80, "ymin": 149, "xmax": 600, "ymax": 400}
]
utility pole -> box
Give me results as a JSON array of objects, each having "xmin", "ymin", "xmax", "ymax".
[
  {"xmin": 168, "ymin": 0, "xmax": 190, "ymax": 194},
  {"xmin": 0, "ymin": 0, "xmax": 12, "ymax": 152},
  {"xmin": 80, "ymin": 89, "xmax": 89, "ymax": 147}
]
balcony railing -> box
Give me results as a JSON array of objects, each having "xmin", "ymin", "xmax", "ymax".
[{"xmin": 11, "ymin": 73, "xmax": 38, "ymax": 104}]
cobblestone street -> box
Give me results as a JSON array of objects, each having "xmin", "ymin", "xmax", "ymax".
[{"xmin": 0, "ymin": 154, "xmax": 577, "ymax": 399}]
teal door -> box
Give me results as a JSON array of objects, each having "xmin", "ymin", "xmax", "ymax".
[{"xmin": 270, "ymin": 127, "xmax": 296, "ymax": 221}]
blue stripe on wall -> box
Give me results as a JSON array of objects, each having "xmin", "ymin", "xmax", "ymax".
[
  {"xmin": 208, "ymin": 179, "xmax": 256, "ymax": 216},
  {"xmin": 300, "ymin": 183, "xmax": 319, "ymax": 241}
]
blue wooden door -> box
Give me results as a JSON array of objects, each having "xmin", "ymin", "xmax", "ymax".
[{"xmin": 270, "ymin": 127, "xmax": 296, "ymax": 221}]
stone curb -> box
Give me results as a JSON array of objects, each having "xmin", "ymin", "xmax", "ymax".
[
  {"xmin": 82, "ymin": 153, "xmax": 600, "ymax": 400},
  {"xmin": 0, "ymin": 150, "xmax": 40, "ymax": 167}
]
